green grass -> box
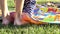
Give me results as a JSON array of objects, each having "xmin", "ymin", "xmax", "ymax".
[
  {"xmin": 0, "ymin": 22, "xmax": 60, "ymax": 34},
  {"xmin": 0, "ymin": 0, "xmax": 60, "ymax": 34}
]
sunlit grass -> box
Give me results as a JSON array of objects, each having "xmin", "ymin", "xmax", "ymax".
[{"xmin": 0, "ymin": 0, "xmax": 60, "ymax": 34}]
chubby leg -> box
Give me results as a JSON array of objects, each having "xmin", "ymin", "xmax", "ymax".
[
  {"xmin": 0, "ymin": 0, "xmax": 10, "ymax": 25},
  {"xmin": 14, "ymin": 0, "xmax": 25, "ymax": 25}
]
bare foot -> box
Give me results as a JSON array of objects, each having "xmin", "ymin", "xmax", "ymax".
[
  {"xmin": 2, "ymin": 17, "xmax": 10, "ymax": 25},
  {"xmin": 14, "ymin": 13, "xmax": 28, "ymax": 25},
  {"xmin": 14, "ymin": 18, "xmax": 22, "ymax": 25},
  {"xmin": 14, "ymin": 18, "xmax": 27, "ymax": 25}
]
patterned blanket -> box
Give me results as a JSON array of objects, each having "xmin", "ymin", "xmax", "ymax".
[{"xmin": 31, "ymin": 6, "xmax": 60, "ymax": 23}]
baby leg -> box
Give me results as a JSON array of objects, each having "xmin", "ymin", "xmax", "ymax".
[
  {"xmin": 0, "ymin": 0, "xmax": 10, "ymax": 25},
  {"xmin": 14, "ymin": 0, "xmax": 25, "ymax": 25}
]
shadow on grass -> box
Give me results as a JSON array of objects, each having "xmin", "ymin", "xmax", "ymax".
[{"xmin": 0, "ymin": 20, "xmax": 60, "ymax": 29}]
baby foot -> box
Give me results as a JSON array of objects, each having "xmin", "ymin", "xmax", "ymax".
[
  {"xmin": 14, "ymin": 15, "xmax": 26, "ymax": 25},
  {"xmin": 14, "ymin": 16, "xmax": 27, "ymax": 25},
  {"xmin": 14, "ymin": 18, "xmax": 22, "ymax": 25},
  {"xmin": 2, "ymin": 17, "xmax": 10, "ymax": 25},
  {"xmin": 14, "ymin": 12, "xmax": 29, "ymax": 25}
]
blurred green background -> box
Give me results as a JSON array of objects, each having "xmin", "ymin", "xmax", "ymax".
[
  {"xmin": 0, "ymin": 0, "xmax": 60, "ymax": 34},
  {"xmin": 8, "ymin": 0, "xmax": 60, "ymax": 10}
]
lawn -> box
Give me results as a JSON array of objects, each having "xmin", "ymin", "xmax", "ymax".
[{"xmin": 0, "ymin": 0, "xmax": 60, "ymax": 34}]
